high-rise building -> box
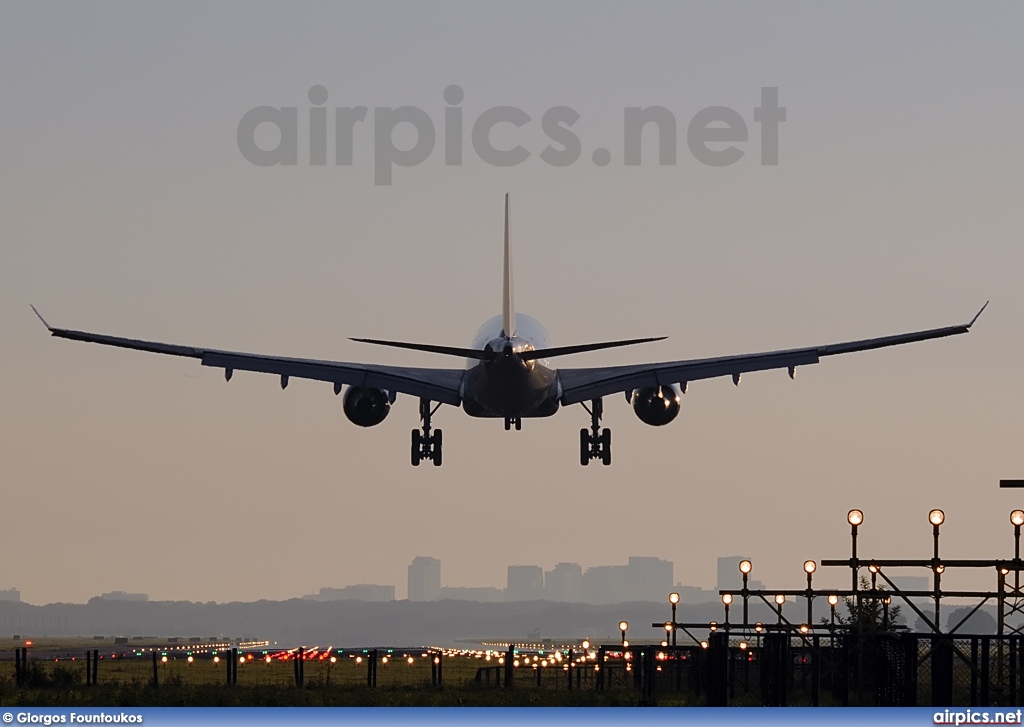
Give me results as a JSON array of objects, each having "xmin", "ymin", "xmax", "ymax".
[
  {"xmin": 581, "ymin": 557, "xmax": 674, "ymax": 604},
  {"xmin": 717, "ymin": 556, "xmax": 764, "ymax": 593},
  {"xmin": 506, "ymin": 565, "xmax": 544, "ymax": 601},
  {"xmin": 625, "ymin": 556, "xmax": 673, "ymax": 602},
  {"xmin": 581, "ymin": 565, "xmax": 625, "ymax": 605},
  {"xmin": 544, "ymin": 563, "xmax": 583, "ymax": 602},
  {"xmin": 407, "ymin": 556, "xmax": 441, "ymax": 601}
]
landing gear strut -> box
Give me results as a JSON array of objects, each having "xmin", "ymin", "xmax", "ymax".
[
  {"xmin": 504, "ymin": 416, "xmax": 521, "ymax": 431},
  {"xmin": 412, "ymin": 398, "xmax": 442, "ymax": 466},
  {"xmin": 579, "ymin": 398, "xmax": 611, "ymax": 466}
]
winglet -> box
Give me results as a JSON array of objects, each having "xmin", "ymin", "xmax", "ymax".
[
  {"xmin": 30, "ymin": 305, "xmax": 53, "ymax": 331},
  {"xmin": 968, "ymin": 301, "xmax": 989, "ymax": 328},
  {"xmin": 501, "ymin": 193, "xmax": 515, "ymax": 339}
]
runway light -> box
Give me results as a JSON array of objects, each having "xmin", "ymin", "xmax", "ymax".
[
  {"xmin": 213, "ymin": 656, "xmax": 220, "ymax": 664},
  {"xmin": 664, "ymin": 621, "xmax": 673, "ymax": 632},
  {"xmin": 739, "ymin": 560, "xmax": 752, "ymax": 574},
  {"xmin": 929, "ymin": 509, "xmax": 945, "ymax": 526},
  {"xmin": 739, "ymin": 642, "xmax": 748, "ymax": 650},
  {"xmin": 804, "ymin": 560, "xmax": 816, "ymax": 574},
  {"xmin": 187, "ymin": 656, "xmax": 193, "ymax": 664},
  {"xmin": 1012, "ymin": 510, "xmax": 1024, "ymax": 527},
  {"xmin": 669, "ymin": 592, "xmax": 680, "ymax": 605},
  {"xmin": 266, "ymin": 656, "xmax": 272, "ymax": 664},
  {"xmin": 161, "ymin": 656, "xmax": 167, "ymax": 663},
  {"xmin": 408, "ymin": 657, "xmax": 414, "ymax": 665},
  {"xmin": 618, "ymin": 621, "xmax": 629, "ymax": 633},
  {"xmin": 828, "ymin": 595, "xmax": 839, "ymax": 606},
  {"xmin": 775, "ymin": 594, "xmax": 786, "ymax": 606},
  {"xmin": 847, "ymin": 509, "xmax": 863, "ymax": 526},
  {"xmin": 722, "ymin": 593, "xmax": 733, "ymax": 605}
]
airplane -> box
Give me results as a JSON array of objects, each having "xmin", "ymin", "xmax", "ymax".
[{"xmin": 32, "ymin": 194, "xmax": 987, "ymax": 467}]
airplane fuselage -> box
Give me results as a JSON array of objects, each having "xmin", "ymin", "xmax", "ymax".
[{"xmin": 461, "ymin": 313, "xmax": 561, "ymax": 418}]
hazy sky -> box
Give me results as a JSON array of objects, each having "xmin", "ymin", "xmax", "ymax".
[{"xmin": 2, "ymin": 2, "xmax": 1023, "ymax": 608}]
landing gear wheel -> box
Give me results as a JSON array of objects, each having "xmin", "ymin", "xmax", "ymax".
[
  {"xmin": 413, "ymin": 398, "xmax": 443, "ymax": 467},
  {"xmin": 411, "ymin": 429, "xmax": 422, "ymax": 466},
  {"xmin": 432, "ymin": 429, "xmax": 443, "ymax": 466},
  {"xmin": 579, "ymin": 398, "xmax": 612, "ymax": 465}
]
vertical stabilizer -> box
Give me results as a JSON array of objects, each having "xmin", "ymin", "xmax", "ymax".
[{"xmin": 502, "ymin": 193, "xmax": 516, "ymax": 338}]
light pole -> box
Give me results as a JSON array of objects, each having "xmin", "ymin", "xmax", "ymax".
[
  {"xmin": 774, "ymin": 594, "xmax": 785, "ymax": 625},
  {"xmin": 848, "ymin": 510, "xmax": 863, "ymax": 592},
  {"xmin": 669, "ymin": 592, "xmax": 679, "ymax": 647},
  {"xmin": 930, "ymin": 509, "xmax": 945, "ymax": 628},
  {"xmin": 618, "ymin": 621, "xmax": 628, "ymax": 650},
  {"xmin": 722, "ymin": 594, "xmax": 733, "ymax": 634},
  {"xmin": 739, "ymin": 559, "xmax": 752, "ymax": 627},
  {"xmin": 804, "ymin": 560, "xmax": 816, "ymax": 625},
  {"xmin": 828, "ymin": 594, "xmax": 839, "ymax": 632},
  {"xmin": 1012, "ymin": 510, "xmax": 1024, "ymax": 562}
]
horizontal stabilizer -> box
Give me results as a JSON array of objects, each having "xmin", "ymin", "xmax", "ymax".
[
  {"xmin": 352, "ymin": 335, "xmax": 666, "ymax": 361},
  {"xmin": 350, "ymin": 338, "xmax": 492, "ymax": 360},
  {"xmin": 520, "ymin": 337, "xmax": 666, "ymax": 361}
]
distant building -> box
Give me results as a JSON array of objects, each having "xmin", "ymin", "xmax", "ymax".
[
  {"xmin": 408, "ymin": 556, "xmax": 441, "ymax": 601},
  {"xmin": 99, "ymin": 591, "xmax": 149, "ymax": 602},
  {"xmin": 716, "ymin": 556, "xmax": 763, "ymax": 593},
  {"xmin": 439, "ymin": 586, "xmax": 504, "ymax": 603},
  {"xmin": 506, "ymin": 565, "xmax": 544, "ymax": 601},
  {"xmin": 581, "ymin": 557, "xmax": 673, "ymax": 604},
  {"xmin": 581, "ymin": 565, "xmax": 625, "ymax": 605},
  {"xmin": 0, "ymin": 588, "xmax": 20, "ymax": 602},
  {"xmin": 675, "ymin": 585, "xmax": 717, "ymax": 604},
  {"xmin": 305, "ymin": 584, "xmax": 394, "ymax": 602},
  {"xmin": 545, "ymin": 563, "xmax": 583, "ymax": 603},
  {"xmin": 625, "ymin": 557, "xmax": 673, "ymax": 602}
]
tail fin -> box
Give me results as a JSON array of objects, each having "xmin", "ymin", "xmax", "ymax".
[{"xmin": 502, "ymin": 193, "xmax": 515, "ymax": 338}]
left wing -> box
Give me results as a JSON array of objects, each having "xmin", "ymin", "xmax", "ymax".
[
  {"xmin": 31, "ymin": 307, "xmax": 465, "ymax": 405},
  {"xmin": 557, "ymin": 304, "xmax": 987, "ymax": 405}
]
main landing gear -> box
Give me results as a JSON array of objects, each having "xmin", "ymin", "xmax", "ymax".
[
  {"xmin": 580, "ymin": 398, "xmax": 611, "ymax": 466},
  {"xmin": 504, "ymin": 416, "xmax": 521, "ymax": 431},
  {"xmin": 412, "ymin": 398, "xmax": 442, "ymax": 466}
]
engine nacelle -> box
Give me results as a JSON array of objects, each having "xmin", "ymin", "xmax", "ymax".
[
  {"xmin": 629, "ymin": 384, "xmax": 681, "ymax": 426},
  {"xmin": 342, "ymin": 386, "xmax": 392, "ymax": 427}
]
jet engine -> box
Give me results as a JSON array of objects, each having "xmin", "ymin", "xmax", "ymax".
[
  {"xmin": 628, "ymin": 384, "xmax": 681, "ymax": 426},
  {"xmin": 342, "ymin": 386, "xmax": 392, "ymax": 427}
]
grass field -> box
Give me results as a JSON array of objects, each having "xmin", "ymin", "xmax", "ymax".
[{"xmin": 0, "ymin": 638, "xmax": 676, "ymax": 707}]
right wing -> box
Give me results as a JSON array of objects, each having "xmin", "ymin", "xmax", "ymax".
[
  {"xmin": 31, "ymin": 307, "xmax": 464, "ymax": 405},
  {"xmin": 557, "ymin": 304, "xmax": 987, "ymax": 405}
]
